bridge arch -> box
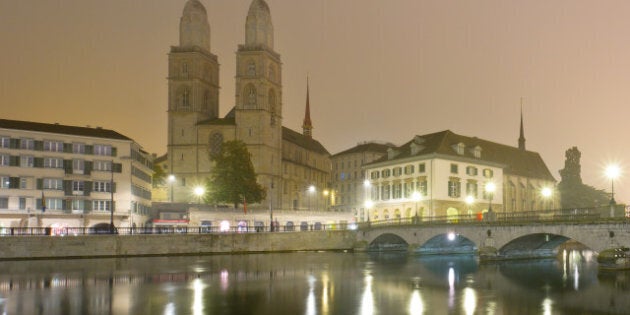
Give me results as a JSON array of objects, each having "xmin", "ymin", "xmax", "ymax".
[
  {"xmin": 417, "ymin": 233, "xmax": 477, "ymax": 255},
  {"xmin": 368, "ymin": 233, "xmax": 408, "ymax": 251}
]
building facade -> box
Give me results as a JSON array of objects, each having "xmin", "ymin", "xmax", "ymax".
[
  {"xmin": 166, "ymin": 0, "xmax": 330, "ymax": 210},
  {"xmin": 362, "ymin": 130, "xmax": 557, "ymax": 222},
  {"xmin": 330, "ymin": 142, "xmax": 395, "ymax": 213},
  {"xmin": 0, "ymin": 119, "xmax": 153, "ymax": 230}
]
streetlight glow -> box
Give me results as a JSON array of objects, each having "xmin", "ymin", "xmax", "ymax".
[
  {"xmin": 465, "ymin": 195, "xmax": 475, "ymax": 205},
  {"xmin": 411, "ymin": 191, "xmax": 422, "ymax": 201},
  {"xmin": 364, "ymin": 200, "xmax": 374, "ymax": 209},
  {"xmin": 363, "ymin": 180, "xmax": 371, "ymax": 188},
  {"xmin": 605, "ymin": 165, "xmax": 620, "ymax": 180},
  {"xmin": 541, "ymin": 187, "xmax": 552, "ymax": 198},
  {"xmin": 485, "ymin": 182, "xmax": 496, "ymax": 193},
  {"xmin": 194, "ymin": 186, "xmax": 205, "ymax": 197}
]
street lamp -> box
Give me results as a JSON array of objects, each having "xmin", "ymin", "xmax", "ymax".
[
  {"xmin": 168, "ymin": 175, "xmax": 176, "ymax": 203},
  {"xmin": 541, "ymin": 187, "xmax": 552, "ymax": 210},
  {"xmin": 465, "ymin": 195, "xmax": 475, "ymax": 219},
  {"xmin": 193, "ymin": 186, "xmax": 205, "ymax": 206},
  {"xmin": 411, "ymin": 191, "xmax": 421, "ymax": 223},
  {"xmin": 364, "ymin": 199, "xmax": 374, "ymax": 225},
  {"xmin": 308, "ymin": 185, "xmax": 315, "ymax": 211},
  {"xmin": 605, "ymin": 165, "xmax": 620, "ymax": 206},
  {"xmin": 485, "ymin": 182, "xmax": 496, "ymax": 221}
]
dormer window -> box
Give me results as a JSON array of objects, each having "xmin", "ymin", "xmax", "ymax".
[
  {"xmin": 387, "ymin": 148, "xmax": 399, "ymax": 160},
  {"xmin": 473, "ymin": 146, "xmax": 482, "ymax": 158},
  {"xmin": 455, "ymin": 143, "xmax": 465, "ymax": 155}
]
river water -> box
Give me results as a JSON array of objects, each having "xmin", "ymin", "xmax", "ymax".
[{"xmin": 0, "ymin": 250, "xmax": 628, "ymax": 315}]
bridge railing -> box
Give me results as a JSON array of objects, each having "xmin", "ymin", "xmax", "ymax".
[
  {"xmin": 359, "ymin": 206, "xmax": 628, "ymax": 229},
  {"xmin": 0, "ymin": 222, "xmax": 353, "ymax": 237}
]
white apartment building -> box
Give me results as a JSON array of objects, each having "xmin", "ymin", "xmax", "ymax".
[
  {"xmin": 362, "ymin": 130, "xmax": 557, "ymax": 222},
  {"xmin": 0, "ymin": 119, "xmax": 153, "ymax": 231}
]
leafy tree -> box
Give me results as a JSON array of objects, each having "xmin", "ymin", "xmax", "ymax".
[
  {"xmin": 557, "ymin": 147, "xmax": 609, "ymax": 208},
  {"xmin": 152, "ymin": 163, "xmax": 167, "ymax": 188},
  {"xmin": 205, "ymin": 140, "xmax": 266, "ymax": 208}
]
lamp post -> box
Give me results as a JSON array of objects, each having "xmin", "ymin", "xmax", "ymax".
[
  {"xmin": 484, "ymin": 182, "xmax": 496, "ymax": 221},
  {"xmin": 168, "ymin": 175, "xmax": 175, "ymax": 203},
  {"xmin": 465, "ymin": 195, "xmax": 474, "ymax": 220},
  {"xmin": 541, "ymin": 187, "xmax": 552, "ymax": 210},
  {"xmin": 605, "ymin": 165, "xmax": 620, "ymax": 206},
  {"xmin": 364, "ymin": 200, "xmax": 373, "ymax": 226},
  {"xmin": 193, "ymin": 186, "xmax": 205, "ymax": 207},
  {"xmin": 110, "ymin": 159, "xmax": 115, "ymax": 234},
  {"xmin": 411, "ymin": 191, "xmax": 421, "ymax": 224},
  {"xmin": 308, "ymin": 185, "xmax": 315, "ymax": 211}
]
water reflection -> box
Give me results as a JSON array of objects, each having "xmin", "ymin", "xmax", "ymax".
[{"xmin": 0, "ymin": 251, "xmax": 627, "ymax": 314}]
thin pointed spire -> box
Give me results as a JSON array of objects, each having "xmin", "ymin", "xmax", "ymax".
[
  {"xmin": 518, "ymin": 97, "xmax": 526, "ymax": 151},
  {"xmin": 302, "ymin": 76, "xmax": 313, "ymax": 138}
]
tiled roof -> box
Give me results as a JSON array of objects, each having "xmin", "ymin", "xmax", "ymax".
[
  {"xmin": 0, "ymin": 119, "xmax": 132, "ymax": 141},
  {"xmin": 332, "ymin": 142, "xmax": 395, "ymax": 157},
  {"xmin": 282, "ymin": 127, "xmax": 330, "ymax": 155},
  {"xmin": 369, "ymin": 130, "xmax": 555, "ymax": 181}
]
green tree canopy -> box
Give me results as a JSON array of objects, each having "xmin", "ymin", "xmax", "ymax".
[
  {"xmin": 557, "ymin": 147, "xmax": 609, "ymax": 208},
  {"xmin": 205, "ymin": 140, "xmax": 266, "ymax": 208},
  {"xmin": 152, "ymin": 163, "xmax": 166, "ymax": 188}
]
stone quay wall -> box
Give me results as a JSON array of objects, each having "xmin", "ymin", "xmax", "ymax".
[{"xmin": 0, "ymin": 231, "xmax": 357, "ymax": 260}]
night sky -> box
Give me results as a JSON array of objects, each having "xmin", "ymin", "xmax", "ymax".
[{"xmin": 2, "ymin": 0, "xmax": 629, "ymax": 203}]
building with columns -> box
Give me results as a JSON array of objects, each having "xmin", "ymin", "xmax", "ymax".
[
  {"xmin": 361, "ymin": 128, "xmax": 557, "ymax": 222},
  {"xmin": 165, "ymin": 0, "xmax": 330, "ymax": 210}
]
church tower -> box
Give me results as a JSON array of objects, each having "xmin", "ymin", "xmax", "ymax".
[
  {"xmin": 235, "ymin": 0, "xmax": 283, "ymax": 204},
  {"xmin": 518, "ymin": 106, "xmax": 526, "ymax": 151},
  {"xmin": 167, "ymin": 0, "xmax": 220, "ymax": 201}
]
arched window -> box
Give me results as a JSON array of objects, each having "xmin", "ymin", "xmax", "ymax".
[
  {"xmin": 209, "ymin": 133, "xmax": 223, "ymax": 157},
  {"xmin": 269, "ymin": 89, "xmax": 276, "ymax": 125},
  {"xmin": 247, "ymin": 61, "xmax": 256, "ymax": 76},
  {"xmin": 180, "ymin": 87, "xmax": 190, "ymax": 107},
  {"xmin": 245, "ymin": 84, "xmax": 257, "ymax": 108},
  {"xmin": 203, "ymin": 90, "xmax": 210, "ymax": 110},
  {"xmin": 269, "ymin": 65, "xmax": 276, "ymax": 82}
]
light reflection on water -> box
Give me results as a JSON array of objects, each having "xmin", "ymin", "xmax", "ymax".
[{"xmin": 0, "ymin": 250, "xmax": 627, "ymax": 314}]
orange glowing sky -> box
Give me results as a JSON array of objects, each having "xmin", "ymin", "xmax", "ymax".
[{"xmin": 1, "ymin": 0, "xmax": 630, "ymax": 202}]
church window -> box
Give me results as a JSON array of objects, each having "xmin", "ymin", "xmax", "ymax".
[
  {"xmin": 244, "ymin": 84, "xmax": 257, "ymax": 108},
  {"xmin": 181, "ymin": 88, "xmax": 190, "ymax": 107},
  {"xmin": 204, "ymin": 90, "xmax": 210, "ymax": 110},
  {"xmin": 269, "ymin": 89, "xmax": 276, "ymax": 125},
  {"xmin": 247, "ymin": 61, "xmax": 256, "ymax": 76},
  {"xmin": 209, "ymin": 133, "xmax": 223, "ymax": 157},
  {"xmin": 269, "ymin": 65, "xmax": 276, "ymax": 82}
]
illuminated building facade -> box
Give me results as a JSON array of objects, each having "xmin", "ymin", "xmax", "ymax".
[{"xmin": 0, "ymin": 119, "xmax": 153, "ymax": 230}]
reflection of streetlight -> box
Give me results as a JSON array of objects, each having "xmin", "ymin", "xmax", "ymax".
[
  {"xmin": 541, "ymin": 187, "xmax": 552, "ymax": 210},
  {"xmin": 194, "ymin": 186, "xmax": 205, "ymax": 206},
  {"xmin": 605, "ymin": 165, "xmax": 620, "ymax": 206},
  {"xmin": 485, "ymin": 182, "xmax": 496, "ymax": 220},
  {"xmin": 323, "ymin": 189, "xmax": 329, "ymax": 211},
  {"xmin": 168, "ymin": 175, "xmax": 176, "ymax": 203},
  {"xmin": 465, "ymin": 195, "xmax": 474, "ymax": 219}
]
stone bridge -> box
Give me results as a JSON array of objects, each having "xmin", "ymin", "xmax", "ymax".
[{"xmin": 357, "ymin": 219, "xmax": 630, "ymax": 258}]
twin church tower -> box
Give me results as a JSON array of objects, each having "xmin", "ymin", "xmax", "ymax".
[{"xmin": 167, "ymin": 0, "xmax": 330, "ymax": 210}]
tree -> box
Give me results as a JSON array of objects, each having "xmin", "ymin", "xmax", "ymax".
[
  {"xmin": 152, "ymin": 163, "xmax": 167, "ymax": 188},
  {"xmin": 205, "ymin": 140, "xmax": 266, "ymax": 208},
  {"xmin": 557, "ymin": 147, "xmax": 609, "ymax": 208}
]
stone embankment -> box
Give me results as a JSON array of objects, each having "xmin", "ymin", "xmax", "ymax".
[{"xmin": 0, "ymin": 231, "xmax": 357, "ymax": 260}]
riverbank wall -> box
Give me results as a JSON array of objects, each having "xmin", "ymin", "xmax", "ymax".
[{"xmin": 0, "ymin": 231, "xmax": 357, "ymax": 260}]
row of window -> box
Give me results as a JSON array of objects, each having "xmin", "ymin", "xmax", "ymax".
[
  {"xmin": 0, "ymin": 155, "xmax": 121, "ymax": 173},
  {"xmin": 370, "ymin": 164, "xmax": 494, "ymax": 180},
  {"xmin": 1, "ymin": 177, "xmax": 116, "ymax": 194},
  {"xmin": 0, "ymin": 197, "xmax": 112, "ymax": 212},
  {"xmin": 0, "ymin": 137, "xmax": 116, "ymax": 156}
]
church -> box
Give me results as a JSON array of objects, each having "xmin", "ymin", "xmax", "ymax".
[{"xmin": 163, "ymin": 0, "xmax": 331, "ymax": 210}]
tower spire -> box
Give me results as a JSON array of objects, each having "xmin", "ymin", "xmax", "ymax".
[
  {"xmin": 518, "ymin": 97, "xmax": 526, "ymax": 151},
  {"xmin": 302, "ymin": 76, "xmax": 313, "ymax": 138}
]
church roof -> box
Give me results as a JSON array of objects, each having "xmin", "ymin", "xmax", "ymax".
[
  {"xmin": 332, "ymin": 142, "xmax": 395, "ymax": 157},
  {"xmin": 369, "ymin": 130, "xmax": 555, "ymax": 182},
  {"xmin": 282, "ymin": 127, "xmax": 329, "ymax": 156},
  {"xmin": 196, "ymin": 108, "xmax": 236, "ymax": 126},
  {"xmin": 0, "ymin": 119, "xmax": 132, "ymax": 141}
]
